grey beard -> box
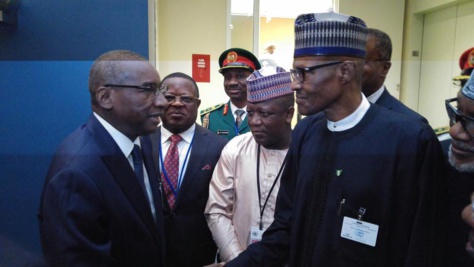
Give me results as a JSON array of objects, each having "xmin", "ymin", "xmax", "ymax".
[{"xmin": 448, "ymin": 147, "xmax": 474, "ymax": 173}]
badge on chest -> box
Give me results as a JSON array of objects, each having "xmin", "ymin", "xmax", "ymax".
[
  {"xmin": 249, "ymin": 226, "xmax": 264, "ymax": 245},
  {"xmin": 341, "ymin": 216, "xmax": 379, "ymax": 247}
]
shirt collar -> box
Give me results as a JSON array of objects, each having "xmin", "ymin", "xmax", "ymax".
[
  {"xmin": 327, "ymin": 94, "xmax": 371, "ymax": 132},
  {"xmin": 229, "ymin": 101, "xmax": 246, "ymax": 115},
  {"xmin": 366, "ymin": 85, "xmax": 385, "ymax": 103},
  {"xmin": 93, "ymin": 112, "xmax": 139, "ymax": 157},
  {"xmin": 161, "ymin": 123, "xmax": 196, "ymax": 144}
]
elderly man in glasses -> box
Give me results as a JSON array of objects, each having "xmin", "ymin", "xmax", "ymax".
[
  {"xmin": 227, "ymin": 11, "xmax": 447, "ymax": 267},
  {"xmin": 39, "ymin": 50, "xmax": 169, "ymax": 266},
  {"xmin": 148, "ymin": 72, "xmax": 228, "ymax": 267},
  {"xmin": 445, "ymin": 71, "xmax": 474, "ymax": 265}
]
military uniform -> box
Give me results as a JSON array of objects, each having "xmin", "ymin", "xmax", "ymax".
[
  {"xmin": 200, "ymin": 101, "xmax": 249, "ymax": 140},
  {"xmin": 200, "ymin": 47, "xmax": 260, "ymax": 140}
]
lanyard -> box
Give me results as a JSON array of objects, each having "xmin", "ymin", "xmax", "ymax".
[
  {"xmin": 256, "ymin": 144, "xmax": 287, "ymax": 230},
  {"xmin": 159, "ymin": 134, "xmax": 194, "ymax": 197},
  {"xmin": 234, "ymin": 122, "xmax": 239, "ymax": 136}
]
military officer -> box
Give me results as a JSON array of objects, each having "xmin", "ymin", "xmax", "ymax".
[{"xmin": 200, "ymin": 48, "xmax": 261, "ymax": 140}]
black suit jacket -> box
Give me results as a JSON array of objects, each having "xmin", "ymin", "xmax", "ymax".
[
  {"xmin": 38, "ymin": 115, "xmax": 166, "ymax": 267},
  {"xmin": 150, "ymin": 124, "xmax": 228, "ymax": 267},
  {"xmin": 376, "ymin": 88, "xmax": 428, "ymax": 124}
]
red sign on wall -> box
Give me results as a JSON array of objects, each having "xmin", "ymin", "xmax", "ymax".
[{"xmin": 192, "ymin": 54, "xmax": 210, "ymax": 83}]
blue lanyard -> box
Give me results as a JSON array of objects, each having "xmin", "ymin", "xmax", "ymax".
[
  {"xmin": 234, "ymin": 121, "xmax": 239, "ymax": 136},
  {"xmin": 159, "ymin": 134, "xmax": 194, "ymax": 197}
]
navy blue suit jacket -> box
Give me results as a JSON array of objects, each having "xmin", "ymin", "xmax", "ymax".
[
  {"xmin": 376, "ymin": 88, "xmax": 428, "ymax": 124},
  {"xmin": 38, "ymin": 115, "xmax": 166, "ymax": 267},
  {"xmin": 150, "ymin": 124, "xmax": 227, "ymax": 267}
]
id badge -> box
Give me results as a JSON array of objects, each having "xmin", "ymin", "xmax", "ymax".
[
  {"xmin": 340, "ymin": 216, "xmax": 379, "ymax": 247},
  {"xmin": 249, "ymin": 226, "xmax": 264, "ymax": 245}
]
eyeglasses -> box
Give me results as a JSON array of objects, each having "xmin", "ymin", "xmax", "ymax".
[
  {"xmin": 445, "ymin": 97, "xmax": 474, "ymax": 137},
  {"xmin": 365, "ymin": 59, "xmax": 389, "ymax": 64},
  {"xmin": 164, "ymin": 94, "xmax": 199, "ymax": 104},
  {"xmin": 290, "ymin": 61, "xmax": 342, "ymax": 83},
  {"xmin": 104, "ymin": 84, "xmax": 168, "ymax": 95}
]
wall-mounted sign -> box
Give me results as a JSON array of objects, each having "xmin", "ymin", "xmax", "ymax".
[{"xmin": 192, "ymin": 54, "xmax": 210, "ymax": 83}]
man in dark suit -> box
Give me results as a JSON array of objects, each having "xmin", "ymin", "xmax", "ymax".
[
  {"xmin": 38, "ymin": 50, "xmax": 168, "ymax": 266},
  {"xmin": 150, "ymin": 72, "xmax": 227, "ymax": 267},
  {"xmin": 362, "ymin": 28, "xmax": 428, "ymax": 123}
]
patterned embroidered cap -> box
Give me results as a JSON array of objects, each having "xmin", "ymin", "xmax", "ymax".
[
  {"xmin": 294, "ymin": 11, "xmax": 368, "ymax": 58},
  {"xmin": 461, "ymin": 71, "xmax": 474, "ymax": 100},
  {"xmin": 218, "ymin": 48, "xmax": 261, "ymax": 74},
  {"xmin": 247, "ymin": 66, "xmax": 293, "ymax": 103},
  {"xmin": 453, "ymin": 47, "xmax": 474, "ymax": 81}
]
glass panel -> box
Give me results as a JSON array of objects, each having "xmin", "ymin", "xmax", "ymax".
[
  {"xmin": 258, "ymin": 0, "xmax": 334, "ymax": 71},
  {"xmin": 230, "ymin": 0, "xmax": 254, "ymax": 52}
]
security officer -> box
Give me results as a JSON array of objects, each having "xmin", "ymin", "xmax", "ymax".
[{"xmin": 200, "ymin": 48, "xmax": 261, "ymax": 140}]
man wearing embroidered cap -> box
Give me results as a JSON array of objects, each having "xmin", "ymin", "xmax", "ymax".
[
  {"xmin": 200, "ymin": 48, "xmax": 261, "ymax": 140},
  {"xmin": 228, "ymin": 11, "xmax": 446, "ymax": 267},
  {"xmin": 444, "ymin": 71, "xmax": 474, "ymax": 265},
  {"xmin": 205, "ymin": 67, "xmax": 294, "ymax": 264},
  {"xmin": 443, "ymin": 48, "xmax": 474, "ymax": 266}
]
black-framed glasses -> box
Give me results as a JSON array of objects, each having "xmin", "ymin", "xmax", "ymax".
[
  {"xmin": 445, "ymin": 97, "xmax": 474, "ymax": 137},
  {"xmin": 365, "ymin": 59, "xmax": 390, "ymax": 64},
  {"xmin": 164, "ymin": 94, "xmax": 199, "ymax": 104},
  {"xmin": 290, "ymin": 61, "xmax": 342, "ymax": 83},
  {"xmin": 104, "ymin": 84, "xmax": 168, "ymax": 95}
]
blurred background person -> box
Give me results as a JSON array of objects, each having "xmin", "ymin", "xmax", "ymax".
[{"xmin": 362, "ymin": 28, "xmax": 427, "ymax": 123}]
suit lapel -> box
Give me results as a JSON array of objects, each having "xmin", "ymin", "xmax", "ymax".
[
  {"xmin": 239, "ymin": 116, "xmax": 249, "ymax": 134},
  {"xmin": 149, "ymin": 127, "xmax": 172, "ymax": 212},
  {"xmin": 141, "ymin": 134, "xmax": 166, "ymax": 250},
  {"xmin": 223, "ymin": 102, "xmax": 236, "ymax": 132},
  {"xmin": 376, "ymin": 88, "xmax": 394, "ymax": 110},
  {"xmin": 88, "ymin": 116, "xmax": 160, "ymax": 240},
  {"xmin": 223, "ymin": 101, "xmax": 249, "ymax": 135},
  {"xmin": 175, "ymin": 125, "xmax": 208, "ymax": 205}
]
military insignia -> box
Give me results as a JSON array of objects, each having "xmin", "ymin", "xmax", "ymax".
[
  {"xmin": 217, "ymin": 130, "xmax": 230, "ymax": 135},
  {"xmin": 200, "ymin": 103, "xmax": 225, "ymax": 115},
  {"xmin": 202, "ymin": 113, "xmax": 210, "ymax": 128},
  {"xmin": 227, "ymin": 51, "xmax": 238, "ymax": 63},
  {"xmin": 223, "ymin": 103, "xmax": 228, "ymax": 115}
]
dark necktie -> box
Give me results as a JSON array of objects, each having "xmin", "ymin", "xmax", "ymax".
[
  {"xmin": 235, "ymin": 109, "xmax": 245, "ymax": 128},
  {"xmin": 131, "ymin": 144, "xmax": 146, "ymax": 193},
  {"xmin": 161, "ymin": 134, "xmax": 182, "ymax": 209}
]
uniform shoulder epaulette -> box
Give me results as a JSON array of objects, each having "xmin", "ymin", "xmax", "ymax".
[
  {"xmin": 200, "ymin": 103, "xmax": 225, "ymax": 115},
  {"xmin": 434, "ymin": 126, "xmax": 450, "ymax": 135}
]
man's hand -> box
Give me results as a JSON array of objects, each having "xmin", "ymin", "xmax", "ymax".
[{"xmin": 461, "ymin": 203, "xmax": 474, "ymax": 258}]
